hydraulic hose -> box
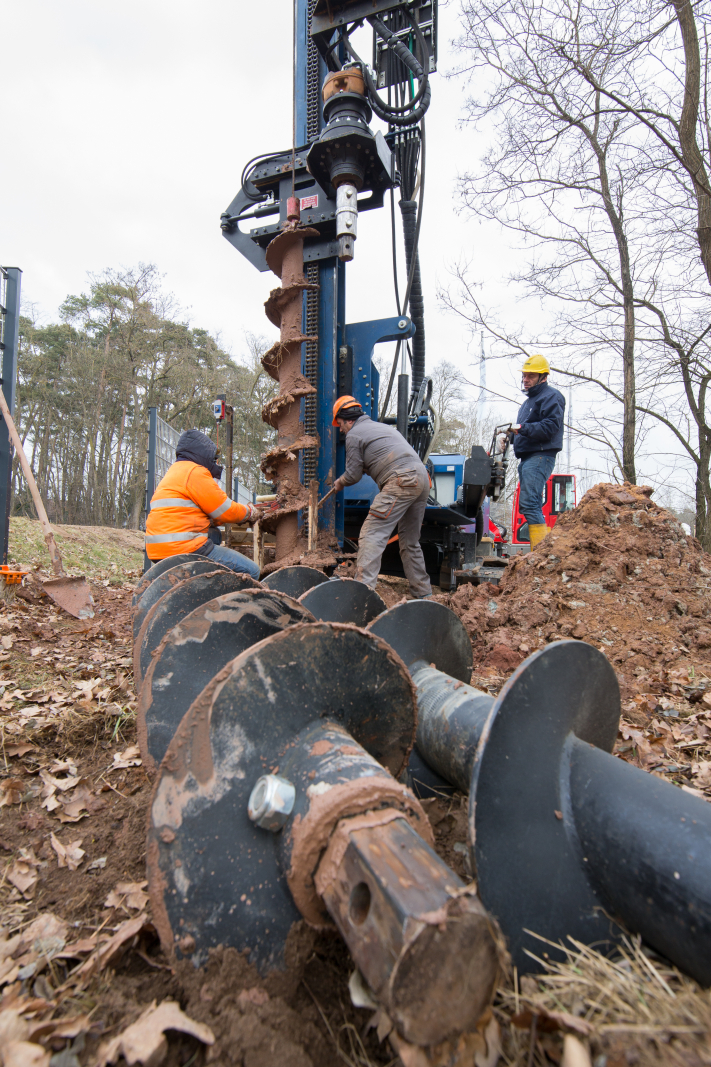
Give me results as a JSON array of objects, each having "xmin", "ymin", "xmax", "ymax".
[
  {"xmin": 366, "ymin": 15, "xmax": 431, "ymax": 127},
  {"xmin": 342, "ymin": 15, "xmax": 431, "ymax": 128},
  {"xmin": 400, "ymin": 199, "xmax": 425, "ymax": 398}
]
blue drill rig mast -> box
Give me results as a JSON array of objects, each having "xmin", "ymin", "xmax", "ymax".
[{"xmin": 220, "ymin": 0, "xmax": 498, "ymax": 585}]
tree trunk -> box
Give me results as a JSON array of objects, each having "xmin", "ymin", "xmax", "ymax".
[
  {"xmin": 591, "ymin": 105, "xmax": 637, "ymax": 483},
  {"xmin": 671, "ymin": 0, "xmax": 711, "ymax": 286}
]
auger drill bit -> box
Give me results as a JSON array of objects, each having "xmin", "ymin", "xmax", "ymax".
[
  {"xmin": 369, "ymin": 600, "xmax": 711, "ymax": 986},
  {"xmin": 132, "ymin": 553, "xmax": 208, "ymax": 606},
  {"xmin": 260, "ymin": 199, "xmax": 320, "ymax": 559},
  {"xmin": 133, "ymin": 569, "xmax": 259, "ymax": 688},
  {"xmin": 261, "ymin": 564, "xmax": 329, "ymax": 598},
  {"xmin": 297, "ymin": 576, "xmax": 385, "ymax": 625},
  {"xmin": 146, "ymin": 623, "xmax": 500, "ymax": 1049},
  {"xmin": 132, "ymin": 559, "xmax": 230, "ymax": 647},
  {"xmin": 136, "ymin": 587, "xmax": 315, "ymax": 773}
]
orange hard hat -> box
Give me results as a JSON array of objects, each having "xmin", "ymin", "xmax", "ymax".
[{"xmin": 332, "ymin": 395, "xmax": 362, "ymax": 425}]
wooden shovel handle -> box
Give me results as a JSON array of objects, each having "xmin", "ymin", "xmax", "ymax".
[
  {"xmin": 0, "ymin": 389, "xmax": 64, "ymax": 577},
  {"xmin": 317, "ymin": 486, "xmax": 337, "ymax": 508}
]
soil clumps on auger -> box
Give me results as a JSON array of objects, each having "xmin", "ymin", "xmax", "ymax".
[{"xmin": 446, "ymin": 482, "xmax": 711, "ymax": 703}]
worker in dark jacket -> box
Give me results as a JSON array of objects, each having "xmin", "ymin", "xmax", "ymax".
[
  {"xmin": 331, "ymin": 396, "xmax": 432, "ymax": 598},
  {"xmin": 145, "ymin": 428, "xmax": 261, "ymax": 578},
  {"xmin": 512, "ymin": 355, "xmax": 565, "ymax": 549}
]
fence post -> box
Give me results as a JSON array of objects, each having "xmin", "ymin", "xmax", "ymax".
[
  {"xmin": 143, "ymin": 406, "xmax": 158, "ymax": 573},
  {"xmin": 0, "ymin": 268, "xmax": 21, "ymax": 565}
]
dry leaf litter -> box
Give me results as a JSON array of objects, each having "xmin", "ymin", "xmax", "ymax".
[{"xmin": 0, "ymin": 509, "xmax": 708, "ymax": 1066}]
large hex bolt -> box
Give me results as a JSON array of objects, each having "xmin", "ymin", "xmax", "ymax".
[
  {"xmin": 147, "ymin": 623, "xmax": 500, "ymax": 1048},
  {"xmin": 248, "ymin": 774, "xmax": 295, "ymax": 831},
  {"xmin": 370, "ymin": 600, "xmax": 711, "ymax": 986}
]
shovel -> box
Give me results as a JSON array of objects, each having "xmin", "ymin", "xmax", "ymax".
[{"xmin": 0, "ymin": 390, "xmax": 94, "ymax": 619}]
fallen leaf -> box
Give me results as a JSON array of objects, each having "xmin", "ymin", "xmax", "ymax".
[
  {"xmin": 0, "ymin": 779, "xmax": 26, "ymax": 807},
  {"xmin": 6, "ymin": 848, "xmax": 42, "ymax": 897},
  {"xmin": 28, "ymin": 1013, "xmax": 91, "ymax": 1042},
  {"xmin": 104, "ymin": 880, "xmax": 149, "ymax": 913},
  {"xmin": 40, "ymin": 768, "xmax": 80, "ymax": 793},
  {"xmin": 5, "ymin": 743, "xmax": 37, "ymax": 757},
  {"xmin": 110, "ymin": 744, "xmax": 142, "ymax": 771},
  {"xmin": 49, "ymin": 758, "xmax": 78, "ymax": 776},
  {"xmin": 50, "ymin": 833, "xmax": 85, "ymax": 871},
  {"xmin": 75, "ymin": 915, "xmax": 153, "ymax": 980},
  {"xmin": 88, "ymin": 856, "xmax": 107, "ymax": 871},
  {"xmin": 1, "ymin": 635, "xmax": 14, "ymax": 650},
  {"xmin": 56, "ymin": 785, "xmax": 102, "ymax": 823},
  {"xmin": 2, "ymin": 1040, "xmax": 50, "ymax": 1067},
  {"xmin": 97, "ymin": 1000, "xmax": 214, "ymax": 1066},
  {"xmin": 0, "ymin": 1006, "xmax": 30, "ymax": 1043}
]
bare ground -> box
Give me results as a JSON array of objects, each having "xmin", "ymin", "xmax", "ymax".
[{"xmin": 0, "ymin": 509, "xmax": 710, "ymax": 1066}]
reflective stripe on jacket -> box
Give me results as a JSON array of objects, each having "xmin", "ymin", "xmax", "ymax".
[{"xmin": 145, "ymin": 460, "xmax": 250, "ymax": 560}]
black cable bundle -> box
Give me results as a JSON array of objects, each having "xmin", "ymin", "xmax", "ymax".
[{"xmin": 400, "ymin": 199, "xmax": 425, "ymax": 398}]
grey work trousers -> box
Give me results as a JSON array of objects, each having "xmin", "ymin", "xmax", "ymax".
[{"xmin": 355, "ymin": 468, "xmax": 432, "ymax": 597}]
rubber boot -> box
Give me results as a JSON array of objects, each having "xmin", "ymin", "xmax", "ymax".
[{"xmin": 528, "ymin": 523, "xmax": 550, "ymax": 549}]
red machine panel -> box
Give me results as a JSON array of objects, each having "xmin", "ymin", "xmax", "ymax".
[{"xmin": 511, "ymin": 473, "xmax": 576, "ymax": 545}]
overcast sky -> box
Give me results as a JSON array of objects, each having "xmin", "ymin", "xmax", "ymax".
[
  {"xmin": 3, "ymin": 2, "xmax": 511, "ymax": 377},
  {"xmin": 2, "ymin": 1, "xmax": 692, "ymax": 505}
]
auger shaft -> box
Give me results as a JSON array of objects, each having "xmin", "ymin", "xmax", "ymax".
[{"xmin": 262, "ymin": 201, "xmax": 319, "ymax": 559}]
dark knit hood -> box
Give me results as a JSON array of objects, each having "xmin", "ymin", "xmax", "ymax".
[{"xmin": 176, "ymin": 428, "xmax": 223, "ymax": 479}]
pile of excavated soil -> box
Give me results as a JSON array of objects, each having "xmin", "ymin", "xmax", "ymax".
[
  {"xmin": 445, "ymin": 482, "xmax": 711, "ymax": 694},
  {"xmin": 440, "ymin": 482, "xmax": 711, "ymax": 801}
]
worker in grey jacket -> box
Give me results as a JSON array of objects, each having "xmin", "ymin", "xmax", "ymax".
[{"xmin": 331, "ymin": 396, "xmax": 432, "ymax": 598}]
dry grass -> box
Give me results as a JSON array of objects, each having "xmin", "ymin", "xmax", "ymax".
[{"xmin": 494, "ymin": 930, "xmax": 711, "ymax": 1065}]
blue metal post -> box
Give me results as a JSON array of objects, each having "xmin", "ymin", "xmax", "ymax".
[
  {"xmin": 0, "ymin": 268, "xmax": 21, "ymax": 564},
  {"xmin": 295, "ymin": 0, "xmax": 346, "ymax": 543}
]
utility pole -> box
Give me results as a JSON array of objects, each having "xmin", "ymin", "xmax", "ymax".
[
  {"xmin": 567, "ymin": 384, "xmax": 572, "ymax": 470},
  {"xmin": 477, "ymin": 331, "xmax": 486, "ymax": 435},
  {"xmin": 0, "ymin": 268, "xmax": 21, "ymax": 565}
]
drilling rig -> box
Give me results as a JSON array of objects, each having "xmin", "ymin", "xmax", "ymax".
[{"xmin": 220, "ymin": 0, "xmax": 504, "ymax": 587}]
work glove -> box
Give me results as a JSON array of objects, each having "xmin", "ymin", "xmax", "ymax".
[
  {"xmin": 244, "ymin": 503, "xmax": 262, "ymax": 524},
  {"xmin": 495, "ymin": 433, "xmax": 508, "ymax": 455}
]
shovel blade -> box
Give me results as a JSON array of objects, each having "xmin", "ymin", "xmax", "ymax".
[{"xmin": 42, "ymin": 576, "xmax": 95, "ymax": 619}]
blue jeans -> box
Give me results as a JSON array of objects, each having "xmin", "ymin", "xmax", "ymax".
[
  {"xmin": 194, "ymin": 537, "xmax": 261, "ymax": 580},
  {"xmin": 518, "ymin": 453, "xmax": 556, "ymax": 525}
]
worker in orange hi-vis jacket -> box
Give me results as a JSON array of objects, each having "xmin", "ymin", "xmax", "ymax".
[{"xmin": 145, "ymin": 428, "xmax": 262, "ymax": 579}]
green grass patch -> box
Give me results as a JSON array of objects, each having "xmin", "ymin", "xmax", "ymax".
[{"xmin": 8, "ymin": 518, "xmax": 144, "ymax": 580}]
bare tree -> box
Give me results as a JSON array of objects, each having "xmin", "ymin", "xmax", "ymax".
[
  {"xmin": 445, "ymin": 0, "xmax": 711, "ymax": 545},
  {"xmin": 15, "ymin": 268, "xmax": 277, "ymax": 527}
]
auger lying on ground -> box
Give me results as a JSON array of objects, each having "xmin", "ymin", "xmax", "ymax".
[
  {"xmin": 369, "ymin": 600, "xmax": 711, "ymax": 987},
  {"xmin": 133, "ymin": 560, "xmax": 711, "ymax": 1041},
  {"xmin": 133, "ymin": 560, "xmax": 501, "ymax": 1048}
]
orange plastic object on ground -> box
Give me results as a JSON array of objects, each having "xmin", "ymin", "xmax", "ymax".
[{"xmin": 0, "ymin": 565, "xmax": 29, "ymax": 585}]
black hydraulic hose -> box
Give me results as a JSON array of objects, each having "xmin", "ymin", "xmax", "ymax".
[
  {"xmin": 368, "ymin": 18, "xmax": 430, "ymax": 112},
  {"xmin": 380, "ymin": 120, "xmax": 427, "ymax": 419},
  {"xmin": 342, "ymin": 16, "xmax": 430, "ymax": 128},
  {"xmin": 400, "ymin": 199, "xmax": 425, "ymax": 398}
]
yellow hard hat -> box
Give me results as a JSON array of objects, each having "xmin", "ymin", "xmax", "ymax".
[
  {"xmin": 522, "ymin": 354, "xmax": 550, "ymax": 374},
  {"xmin": 332, "ymin": 395, "xmax": 362, "ymax": 425}
]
